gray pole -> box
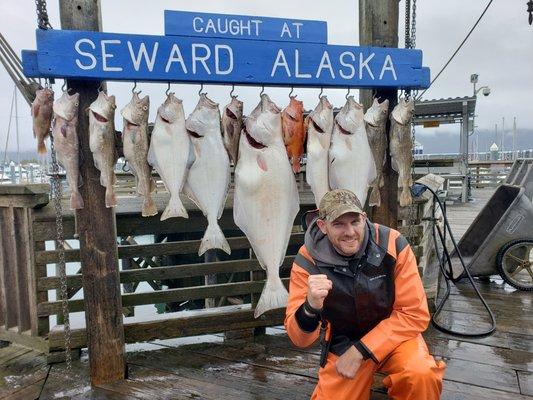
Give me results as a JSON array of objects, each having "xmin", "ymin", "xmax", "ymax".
[{"xmin": 359, "ymin": 0, "xmax": 399, "ymax": 228}]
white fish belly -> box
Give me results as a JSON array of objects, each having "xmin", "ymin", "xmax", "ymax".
[
  {"xmin": 186, "ymin": 133, "xmax": 230, "ymax": 219},
  {"xmin": 234, "ymin": 146, "xmax": 299, "ymax": 270},
  {"xmin": 149, "ymin": 123, "xmax": 189, "ymax": 197},
  {"xmin": 329, "ymin": 131, "xmax": 376, "ymax": 205},
  {"xmin": 306, "ymin": 130, "xmax": 330, "ymax": 207}
]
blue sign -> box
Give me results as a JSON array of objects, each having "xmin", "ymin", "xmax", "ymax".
[
  {"xmin": 23, "ymin": 29, "xmax": 430, "ymax": 89},
  {"xmin": 164, "ymin": 10, "xmax": 328, "ymax": 44}
]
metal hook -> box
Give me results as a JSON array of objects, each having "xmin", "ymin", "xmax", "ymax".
[
  {"xmin": 98, "ymin": 81, "xmax": 105, "ymax": 93},
  {"xmin": 230, "ymin": 84, "xmax": 237, "ymax": 98},
  {"xmin": 289, "ymin": 87, "xmax": 296, "ymax": 98},
  {"xmin": 259, "ymin": 85, "xmax": 265, "ymax": 96},
  {"xmin": 198, "ymin": 83, "xmax": 204, "ymax": 96},
  {"xmin": 165, "ymin": 82, "xmax": 171, "ymax": 96},
  {"xmin": 61, "ymin": 80, "xmax": 67, "ymax": 92},
  {"xmin": 345, "ymin": 87, "xmax": 351, "ymax": 100},
  {"xmin": 132, "ymin": 81, "xmax": 141, "ymax": 94},
  {"xmin": 318, "ymin": 87, "xmax": 324, "ymax": 99}
]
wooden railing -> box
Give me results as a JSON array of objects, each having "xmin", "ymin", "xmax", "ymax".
[{"xmin": 0, "ymin": 181, "xmax": 427, "ymax": 361}]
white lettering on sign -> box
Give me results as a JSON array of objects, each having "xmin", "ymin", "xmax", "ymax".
[
  {"xmin": 339, "ymin": 51, "xmax": 356, "ymax": 79},
  {"xmin": 280, "ymin": 22, "xmax": 292, "ymax": 38},
  {"xmin": 294, "ymin": 49, "xmax": 311, "ymax": 78},
  {"xmin": 127, "ymin": 41, "xmax": 159, "ymax": 72},
  {"xmin": 101, "ymin": 40, "xmax": 122, "ymax": 72},
  {"xmin": 193, "ymin": 17, "xmax": 203, "ymax": 33},
  {"xmin": 316, "ymin": 51, "xmax": 335, "ymax": 79},
  {"xmin": 215, "ymin": 44, "xmax": 233, "ymax": 75},
  {"xmin": 379, "ymin": 55, "xmax": 397, "ymax": 80},
  {"xmin": 359, "ymin": 52, "xmax": 375, "ymax": 80},
  {"xmin": 271, "ymin": 49, "xmax": 291, "ymax": 77},
  {"xmin": 165, "ymin": 44, "xmax": 188, "ymax": 73},
  {"xmin": 192, "ymin": 17, "xmax": 263, "ymax": 37},
  {"xmin": 292, "ymin": 23, "xmax": 302, "ymax": 38},
  {"xmin": 75, "ymin": 38, "xmax": 97, "ymax": 70},
  {"xmin": 192, "ymin": 43, "xmax": 211, "ymax": 74}
]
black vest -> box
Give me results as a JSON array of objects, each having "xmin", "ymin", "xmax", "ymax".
[{"xmin": 295, "ymin": 223, "xmax": 407, "ymax": 346}]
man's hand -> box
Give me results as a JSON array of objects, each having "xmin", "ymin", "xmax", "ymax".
[
  {"xmin": 307, "ymin": 274, "xmax": 332, "ymax": 310},
  {"xmin": 335, "ymin": 345, "xmax": 364, "ymax": 379}
]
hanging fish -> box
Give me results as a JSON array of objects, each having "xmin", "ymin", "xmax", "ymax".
[
  {"xmin": 364, "ymin": 98, "xmax": 390, "ymax": 207},
  {"xmin": 390, "ymin": 98, "xmax": 415, "ymax": 207},
  {"xmin": 234, "ymin": 94, "xmax": 299, "ymax": 318},
  {"xmin": 147, "ymin": 93, "xmax": 189, "ymax": 221},
  {"xmin": 306, "ymin": 96, "xmax": 334, "ymax": 207},
  {"xmin": 32, "ymin": 88, "xmax": 54, "ymax": 155},
  {"xmin": 221, "ymin": 96, "xmax": 243, "ymax": 165},
  {"xmin": 281, "ymin": 96, "xmax": 306, "ymax": 173},
  {"xmin": 329, "ymin": 96, "xmax": 376, "ymax": 206},
  {"xmin": 52, "ymin": 91, "xmax": 84, "ymax": 210},
  {"xmin": 183, "ymin": 94, "xmax": 231, "ymax": 255},
  {"xmin": 121, "ymin": 92, "xmax": 157, "ymax": 217},
  {"xmin": 89, "ymin": 91, "xmax": 118, "ymax": 208}
]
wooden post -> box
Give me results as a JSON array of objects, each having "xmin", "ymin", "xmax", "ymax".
[
  {"xmin": 359, "ymin": 1, "xmax": 399, "ymax": 229},
  {"xmin": 59, "ymin": 0, "xmax": 125, "ymax": 385}
]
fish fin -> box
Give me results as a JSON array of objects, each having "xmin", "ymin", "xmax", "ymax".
[
  {"xmin": 256, "ymin": 154, "xmax": 268, "ymax": 172},
  {"xmin": 161, "ymin": 195, "xmax": 188, "ymax": 221},
  {"xmin": 369, "ymin": 186, "xmax": 381, "ymax": 207},
  {"xmin": 182, "ymin": 182, "xmax": 204, "ymax": 214},
  {"xmin": 32, "ymin": 103, "xmax": 39, "ymax": 119},
  {"xmin": 254, "ymin": 274, "xmax": 289, "ymax": 318},
  {"xmin": 399, "ymin": 187, "xmax": 413, "ymax": 207},
  {"xmin": 70, "ymin": 191, "xmax": 84, "ymax": 210},
  {"xmin": 105, "ymin": 186, "xmax": 117, "ymax": 208},
  {"xmin": 142, "ymin": 195, "xmax": 158, "ymax": 217},
  {"xmin": 37, "ymin": 140, "xmax": 47, "ymax": 155},
  {"xmin": 198, "ymin": 222, "xmax": 230, "ymax": 256}
]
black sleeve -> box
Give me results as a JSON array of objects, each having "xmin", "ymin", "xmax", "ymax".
[
  {"xmin": 295, "ymin": 303, "xmax": 320, "ymax": 333},
  {"xmin": 330, "ymin": 337, "xmax": 373, "ymax": 361}
]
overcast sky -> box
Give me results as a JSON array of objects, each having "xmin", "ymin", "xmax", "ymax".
[{"xmin": 0, "ymin": 0, "xmax": 531, "ymax": 152}]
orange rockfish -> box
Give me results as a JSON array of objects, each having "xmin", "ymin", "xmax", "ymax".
[{"xmin": 281, "ymin": 96, "xmax": 306, "ymax": 173}]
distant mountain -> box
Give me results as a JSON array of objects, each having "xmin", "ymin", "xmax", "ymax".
[{"xmin": 1, "ymin": 150, "xmax": 43, "ymax": 164}]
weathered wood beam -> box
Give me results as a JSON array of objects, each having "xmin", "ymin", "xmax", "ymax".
[
  {"xmin": 59, "ymin": 0, "xmax": 125, "ymax": 385},
  {"xmin": 359, "ymin": 0, "xmax": 400, "ymax": 228},
  {"xmin": 38, "ymin": 256, "xmax": 296, "ymax": 291},
  {"xmin": 49, "ymin": 307, "xmax": 286, "ymax": 351},
  {"xmin": 37, "ymin": 278, "xmax": 290, "ymax": 317}
]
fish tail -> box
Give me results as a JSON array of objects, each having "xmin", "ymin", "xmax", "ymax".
[
  {"xmin": 70, "ymin": 191, "xmax": 84, "ymax": 210},
  {"xmin": 37, "ymin": 140, "xmax": 47, "ymax": 155},
  {"xmin": 161, "ymin": 195, "xmax": 188, "ymax": 221},
  {"xmin": 399, "ymin": 187, "xmax": 413, "ymax": 207},
  {"xmin": 369, "ymin": 185, "xmax": 381, "ymax": 207},
  {"xmin": 105, "ymin": 186, "xmax": 117, "ymax": 208},
  {"xmin": 254, "ymin": 273, "xmax": 289, "ymax": 318},
  {"xmin": 199, "ymin": 222, "xmax": 230, "ymax": 256},
  {"xmin": 142, "ymin": 195, "xmax": 158, "ymax": 217}
]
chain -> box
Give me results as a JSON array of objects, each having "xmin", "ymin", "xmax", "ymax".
[
  {"xmin": 50, "ymin": 135, "xmax": 72, "ymax": 371},
  {"xmin": 411, "ymin": 0, "xmax": 417, "ymax": 48},
  {"xmin": 404, "ymin": 0, "xmax": 411, "ymax": 48},
  {"xmin": 407, "ymin": 0, "xmax": 418, "ymax": 244},
  {"xmin": 35, "ymin": 0, "xmax": 52, "ymax": 29}
]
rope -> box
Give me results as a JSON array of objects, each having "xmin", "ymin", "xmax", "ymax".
[{"xmin": 417, "ymin": 0, "xmax": 494, "ymax": 101}]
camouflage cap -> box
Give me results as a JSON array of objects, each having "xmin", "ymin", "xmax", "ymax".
[{"xmin": 318, "ymin": 189, "xmax": 364, "ymax": 222}]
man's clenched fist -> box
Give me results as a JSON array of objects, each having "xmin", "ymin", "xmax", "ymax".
[{"xmin": 307, "ymin": 274, "xmax": 333, "ymax": 310}]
